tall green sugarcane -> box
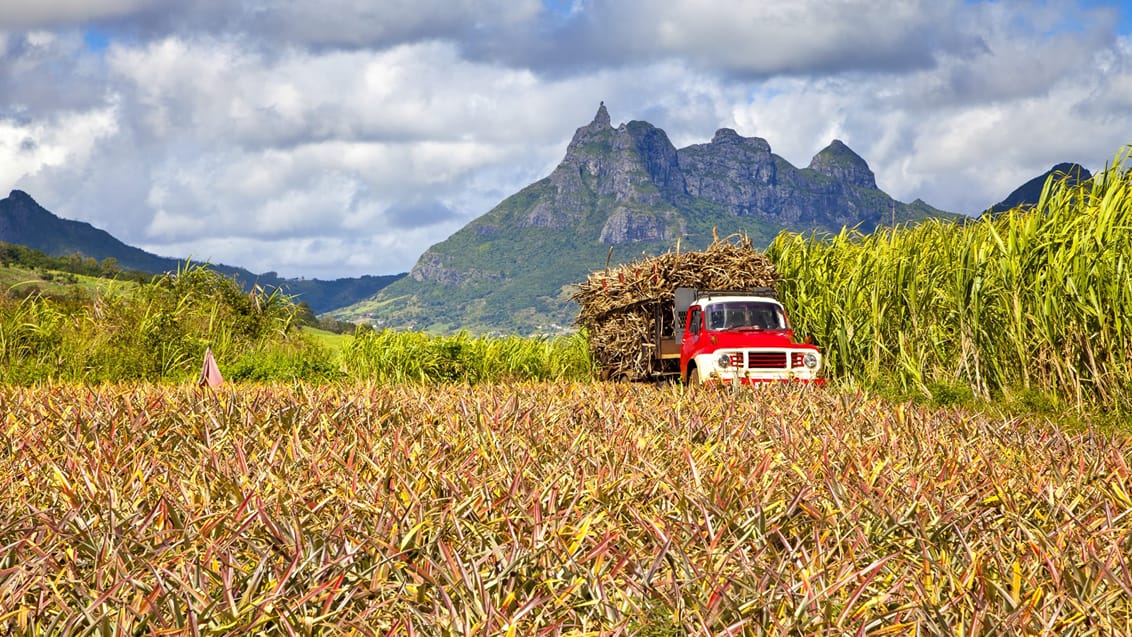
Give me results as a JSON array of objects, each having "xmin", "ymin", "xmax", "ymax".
[{"xmin": 769, "ymin": 146, "xmax": 1132, "ymax": 410}]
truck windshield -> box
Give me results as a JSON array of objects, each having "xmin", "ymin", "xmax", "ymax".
[{"xmin": 706, "ymin": 301, "xmax": 785, "ymax": 331}]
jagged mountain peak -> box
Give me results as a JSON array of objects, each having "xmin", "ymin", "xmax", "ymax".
[
  {"xmin": 564, "ymin": 102, "xmax": 616, "ymax": 158},
  {"xmin": 808, "ymin": 139, "xmax": 876, "ymax": 189},
  {"xmin": 592, "ymin": 101, "xmax": 611, "ymax": 128},
  {"xmin": 702, "ymin": 128, "xmax": 772, "ymax": 154},
  {"xmin": 710, "ymin": 128, "xmax": 743, "ymax": 144},
  {"xmin": 525, "ymin": 105, "xmax": 684, "ymax": 237},
  {"xmin": 570, "ymin": 101, "xmax": 612, "ymax": 142}
]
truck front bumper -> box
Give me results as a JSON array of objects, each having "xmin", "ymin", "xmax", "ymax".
[
  {"xmin": 708, "ymin": 373, "xmax": 826, "ymax": 385},
  {"xmin": 692, "ymin": 352, "xmax": 825, "ymax": 385}
]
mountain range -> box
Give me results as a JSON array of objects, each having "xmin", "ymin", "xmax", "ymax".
[
  {"xmin": 0, "ymin": 189, "xmax": 402, "ymax": 313},
  {"xmin": 2, "ymin": 104, "xmax": 1088, "ymax": 333},
  {"xmin": 332, "ymin": 104, "xmax": 957, "ymax": 334}
]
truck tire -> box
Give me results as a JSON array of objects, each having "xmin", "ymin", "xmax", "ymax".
[{"xmin": 687, "ymin": 366, "xmax": 701, "ymax": 385}]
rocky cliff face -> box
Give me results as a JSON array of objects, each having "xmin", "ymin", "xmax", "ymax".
[
  {"xmin": 679, "ymin": 133, "xmax": 893, "ymax": 229},
  {"xmin": 679, "ymin": 129, "xmax": 777, "ymax": 216},
  {"xmin": 521, "ymin": 102, "xmax": 684, "ymax": 242},
  {"xmin": 808, "ymin": 140, "xmax": 877, "ymax": 189},
  {"xmin": 348, "ymin": 104, "xmax": 957, "ymax": 334},
  {"xmin": 506, "ymin": 104, "xmax": 927, "ymax": 250}
]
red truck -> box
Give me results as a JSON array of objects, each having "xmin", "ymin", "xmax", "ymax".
[{"xmin": 653, "ymin": 287, "xmax": 824, "ymax": 385}]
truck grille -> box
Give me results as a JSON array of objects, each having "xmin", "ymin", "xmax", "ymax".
[{"xmin": 747, "ymin": 351, "xmax": 788, "ymax": 369}]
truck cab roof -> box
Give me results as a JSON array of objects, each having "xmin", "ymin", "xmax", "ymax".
[
  {"xmin": 675, "ymin": 286, "xmax": 778, "ymax": 314},
  {"xmin": 695, "ymin": 293, "xmax": 781, "ymax": 306}
]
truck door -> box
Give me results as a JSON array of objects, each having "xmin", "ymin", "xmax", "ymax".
[
  {"xmin": 685, "ymin": 307, "xmax": 702, "ymax": 341},
  {"xmin": 681, "ymin": 306, "xmax": 703, "ymax": 373}
]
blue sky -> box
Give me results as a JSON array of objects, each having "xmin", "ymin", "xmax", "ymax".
[
  {"xmin": 2, "ymin": 0, "xmax": 1131, "ymax": 279},
  {"xmin": 83, "ymin": 28, "xmax": 110, "ymax": 51},
  {"xmin": 1081, "ymin": 0, "xmax": 1132, "ymax": 32}
]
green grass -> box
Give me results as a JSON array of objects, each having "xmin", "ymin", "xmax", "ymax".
[
  {"xmin": 341, "ymin": 329, "xmax": 594, "ymax": 383},
  {"xmin": 0, "ymin": 264, "xmax": 128, "ymax": 299},
  {"xmin": 0, "ymin": 263, "xmax": 596, "ymax": 385},
  {"xmin": 301, "ymin": 326, "xmax": 352, "ymax": 352}
]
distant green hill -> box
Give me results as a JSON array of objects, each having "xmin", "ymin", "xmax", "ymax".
[
  {"xmin": 338, "ymin": 104, "xmax": 960, "ymax": 334},
  {"xmin": 982, "ymin": 163, "xmax": 1092, "ymax": 217},
  {"xmin": 0, "ymin": 190, "xmax": 404, "ymax": 314},
  {"xmin": 0, "ymin": 190, "xmax": 182, "ymax": 274}
]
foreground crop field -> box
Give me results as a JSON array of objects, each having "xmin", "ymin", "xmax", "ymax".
[{"xmin": 1, "ymin": 383, "xmax": 1130, "ymax": 635}]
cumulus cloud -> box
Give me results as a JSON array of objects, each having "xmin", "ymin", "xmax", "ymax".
[
  {"xmin": 0, "ymin": 106, "xmax": 118, "ymax": 188},
  {"xmin": 0, "ymin": 30, "xmax": 111, "ymax": 116},
  {"xmin": 2, "ymin": 0, "xmax": 1131, "ymax": 279},
  {"xmin": 4, "ymin": 32, "xmax": 608, "ymax": 277},
  {"xmin": 20, "ymin": 0, "xmax": 544, "ymax": 52}
]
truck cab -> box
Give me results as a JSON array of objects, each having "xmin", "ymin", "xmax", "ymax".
[{"xmin": 676, "ymin": 288, "xmax": 824, "ymax": 385}]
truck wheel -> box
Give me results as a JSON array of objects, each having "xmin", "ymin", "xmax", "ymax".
[{"xmin": 687, "ymin": 366, "xmax": 701, "ymax": 385}]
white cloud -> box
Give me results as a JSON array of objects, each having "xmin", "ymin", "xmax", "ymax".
[
  {"xmin": 0, "ymin": 107, "xmax": 118, "ymax": 186},
  {"xmin": 67, "ymin": 35, "xmax": 619, "ymax": 272},
  {"xmin": 145, "ymin": 207, "xmax": 206, "ymax": 241},
  {"xmin": 105, "ymin": 37, "xmax": 587, "ymax": 148},
  {"xmin": 3, "ymin": 0, "xmax": 1131, "ymax": 281}
]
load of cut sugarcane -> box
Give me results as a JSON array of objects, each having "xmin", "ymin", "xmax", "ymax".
[{"xmin": 573, "ymin": 234, "xmax": 778, "ymax": 380}]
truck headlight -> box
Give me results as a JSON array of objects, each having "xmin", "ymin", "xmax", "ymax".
[
  {"xmin": 803, "ymin": 352, "xmax": 819, "ymax": 369},
  {"xmin": 717, "ymin": 353, "xmax": 732, "ymax": 368}
]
